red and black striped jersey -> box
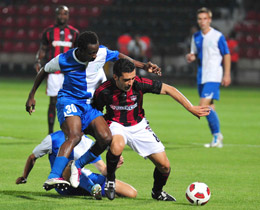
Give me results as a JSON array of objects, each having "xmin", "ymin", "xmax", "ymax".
[
  {"xmin": 93, "ymin": 76, "xmax": 162, "ymax": 126},
  {"xmin": 41, "ymin": 24, "xmax": 79, "ymax": 61}
]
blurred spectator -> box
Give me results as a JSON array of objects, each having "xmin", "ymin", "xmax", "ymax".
[
  {"xmin": 127, "ymin": 34, "xmax": 147, "ymax": 62},
  {"xmin": 227, "ymin": 30, "xmax": 239, "ymax": 84},
  {"xmin": 140, "ymin": 35, "xmax": 152, "ymax": 60},
  {"xmin": 117, "ymin": 33, "xmax": 132, "ymax": 55}
]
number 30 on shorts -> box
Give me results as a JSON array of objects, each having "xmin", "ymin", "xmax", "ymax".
[{"xmin": 65, "ymin": 104, "xmax": 77, "ymax": 114}]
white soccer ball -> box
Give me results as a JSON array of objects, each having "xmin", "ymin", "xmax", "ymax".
[{"xmin": 186, "ymin": 182, "xmax": 211, "ymax": 205}]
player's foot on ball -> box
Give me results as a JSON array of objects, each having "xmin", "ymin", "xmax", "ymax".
[
  {"xmin": 152, "ymin": 190, "xmax": 176, "ymax": 201},
  {"xmin": 91, "ymin": 184, "xmax": 102, "ymax": 200},
  {"xmin": 43, "ymin": 178, "xmax": 70, "ymax": 191},
  {"xmin": 204, "ymin": 133, "xmax": 223, "ymax": 148},
  {"xmin": 104, "ymin": 179, "xmax": 115, "ymax": 200},
  {"xmin": 70, "ymin": 160, "xmax": 81, "ymax": 188}
]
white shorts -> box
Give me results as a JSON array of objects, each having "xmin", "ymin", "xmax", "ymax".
[
  {"xmin": 109, "ymin": 118, "xmax": 165, "ymax": 158},
  {"xmin": 46, "ymin": 73, "xmax": 64, "ymax": 96}
]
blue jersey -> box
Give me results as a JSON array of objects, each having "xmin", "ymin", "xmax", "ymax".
[
  {"xmin": 32, "ymin": 130, "xmax": 101, "ymax": 169},
  {"xmin": 45, "ymin": 45, "xmax": 119, "ymax": 103},
  {"xmin": 190, "ymin": 27, "xmax": 230, "ymax": 84}
]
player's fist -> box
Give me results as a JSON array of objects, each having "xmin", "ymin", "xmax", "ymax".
[
  {"xmin": 186, "ymin": 53, "xmax": 196, "ymax": 63},
  {"xmin": 16, "ymin": 177, "xmax": 27, "ymax": 184}
]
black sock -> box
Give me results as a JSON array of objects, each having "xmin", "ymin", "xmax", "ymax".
[
  {"xmin": 89, "ymin": 141, "xmax": 107, "ymax": 157},
  {"xmin": 152, "ymin": 167, "xmax": 171, "ymax": 193},
  {"xmin": 106, "ymin": 149, "xmax": 121, "ymax": 181},
  {"xmin": 48, "ymin": 105, "xmax": 56, "ymax": 134}
]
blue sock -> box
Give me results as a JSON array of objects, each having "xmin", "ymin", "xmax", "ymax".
[
  {"xmin": 206, "ymin": 108, "xmax": 220, "ymax": 134},
  {"xmin": 75, "ymin": 150, "xmax": 97, "ymax": 169},
  {"xmin": 79, "ymin": 173, "xmax": 95, "ymax": 193},
  {"xmin": 48, "ymin": 156, "xmax": 69, "ymax": 179}
]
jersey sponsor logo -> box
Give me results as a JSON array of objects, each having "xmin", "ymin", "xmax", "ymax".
[
  {"xmin": 110, "ymin": 103, "xmax": 137, "ymax": 111},
  {"xmin": 52, "ymin": 40, "xmax": 73, "ymax": 47},
  {"xmin": 130, "ymin": 95, "xmax": 137, "ymax": 102}
]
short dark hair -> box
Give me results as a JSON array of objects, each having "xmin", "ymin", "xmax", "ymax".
[
  {"xmin": 77, "ymin": 31, "xmax": 99, "ymax": 50},
  {"xmin": 55, "ymin": 5, "xmax": 69, "ymax": 14},
  {"xmin": 113, "ymin": 58, "xmax": 135, "ymax": 77}
]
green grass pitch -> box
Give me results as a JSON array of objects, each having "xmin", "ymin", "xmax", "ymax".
[{"xmin": 0, "ymin": 78, "xmax": 259, "ymax": 210}]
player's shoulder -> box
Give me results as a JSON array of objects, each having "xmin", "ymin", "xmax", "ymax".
[
  {"xmin": 67, "ymin": 25, "xmax": 79, "ymax": 33},
  {"xmin": 95, "ymin": 79, "xmax": 113, "ymax": 95},
  {"xmin": 135, "ymin": 76, "xmax": 153, "ymax": 85},
  {"xmin": 43, "ymin": 24, "xmax": 56, "ymax": 32},
  {"xmin": 211, "ymin": 28, "xmax": 223, "ymax": 38},
  {"xmin": 193, "ymin": 31, "xmax": 201, "ymax": 38}
]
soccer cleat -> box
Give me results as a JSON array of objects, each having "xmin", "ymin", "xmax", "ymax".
[
  {"xmin": 43, "ymin": 178, "xmax": 70, "ymax": 191},
  {"xmin": 91, "ymin": 184, "xmax": 102, "ymax": 200},
  {"xmin": 204, "ymin": 133, "xmax": 223, "ymax": 148},
  {"xmin": 152, "ymin": 190, "xmax": 176, "ymax": 201},
  {"xmin": 104, "ymin": 179, "xmax": 116, "ymax": 200},
  {"xmin": 70, "ymin": 160, "xmax": 81, "ymax": 188}
]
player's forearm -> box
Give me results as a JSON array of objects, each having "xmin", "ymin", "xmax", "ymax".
[
  {"xmin": 29, "ymin": 68, "xmax": 48, "ymax": 97},
  {"xmin": 161, "ymin": 84, "xmax": 193, "ymax": 111},
  {"xmin": 118, "ymin": 53, "xmax": 145, "ymax": 69},
  {"xmin": 22, "ymin": 154, "xmax": 37, "ymax": 179},
  {"xmin": 223, "ymin": 54, "xmax": 231, "ymax": 76}
]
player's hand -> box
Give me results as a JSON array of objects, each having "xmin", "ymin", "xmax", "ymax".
[
  {"xmin": 16, "ymin": 177, "xmax": 27, "ymax": 184},
  {"xmin": 221, "ymin": 74, "xmax": 231, "ymax": 87},
  {"xmin": 144, "ymin": 61, "xmax": 162, "ymax": 76},
  {"xmin": 25, "ymin": 97, "xmax": 36, "ymax": 115},
  {"xmin": 116, "ymin": 156, "xmax": 124, "ymax": 169},
  {"xmin": 190, "ymin": 105, "xmax": 211, "ymax": 119},
  {"xmin": 186, "ymin": 53, "xmax": 196, "ymax": 63}
]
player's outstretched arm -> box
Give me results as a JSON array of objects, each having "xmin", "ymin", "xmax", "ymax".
[
  {"xmin": 160, "ymin": 83, "xmax": 210, "ymax": 119},
  {"xmin": 118, "ymin": 53, "xmax": 161, "ymax": 76},
  {"xmin": 25, "ymin": 68, "xmax": 48, "ymax": 115},
  {"xmin": 16, "ymin": 154, "xmax": 37, "ymax": 184}
]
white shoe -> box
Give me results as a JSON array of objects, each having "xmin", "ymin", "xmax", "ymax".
[
  {"xmin": 204, "ymin": 133, "xmax": 223, "ymax": 148},
  {"xmin": 91, "ymin": 184, "xmax": 102, "ymax": 200},
  {"xmin": 43, "ymin": 178, "xmax": 70, "ymax": 191},
  {"xmin": 70, "ymin": 160, "xmax": 81, "ymax": 188}
]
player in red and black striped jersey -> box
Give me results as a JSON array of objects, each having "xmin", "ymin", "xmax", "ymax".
[
  {"xmin": 34, "ymin": 5, "xmax": 79, "ymax": 134},
  {"xmin": 92, "ymin": 58, "xmax": 210, "ymax": 200},
  {"xmin": 94, "ymin": 73, "xmax": 162, "ymax": 127}
]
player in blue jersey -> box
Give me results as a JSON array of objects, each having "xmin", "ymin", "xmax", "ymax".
[
  {"xmin": 15, "ymin": 130, "xmax": 137, "ymax": 199},
  {"xmin": 186, "ymin": 7, "xmax": 231, "ymax": 148},
  {"xmin": 25, "ymin": 31, "xmax": 160, "ymax": 198}
]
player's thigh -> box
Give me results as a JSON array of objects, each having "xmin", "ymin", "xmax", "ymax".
[{"xmin": 128, "ymin": 119, "xmax": 165, "ymax": 158}]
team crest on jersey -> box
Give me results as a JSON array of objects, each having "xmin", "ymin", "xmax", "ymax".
[
  {"xmin": 68, "ymin": 34, "xmax": 72, "ymax": 40},
  {"xmin": 130, "ymin": 95, "xmax": 137, "ymax": 102}
]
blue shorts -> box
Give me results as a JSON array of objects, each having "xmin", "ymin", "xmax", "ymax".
[
  {"xmin": 56, "ymin": 98, "xmax": 103, "ymax": 131},
  {"xmin": 198, "ymin": 82, "xmax": 220, "ymax": 100}
]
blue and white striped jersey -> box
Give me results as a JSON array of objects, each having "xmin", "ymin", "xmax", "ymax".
[
  {"xmin": 45, "ymin": 45, "xmax": 119, "ymax": 103},
  {"xmin": 190, "ymin": 27, "xmax": 230, "ymax": 84}
]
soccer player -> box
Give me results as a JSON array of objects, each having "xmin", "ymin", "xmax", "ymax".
[
  {"xmin": 186, "ymin": 7, "xmax": 231, "ymax": 148},
  {"xmin": 25, "ymin": 31, "xmax": 161, "ymax": 195},
  {"xmin": 15, "ymin": 130, "xmax": 137, "ymax": 199},
  {"xmin": 35, "ymin": 5, "xmax": 79, "ymax": 134},
  {"xmin": 72, "ymin": 58, "xmax": 210, "ymax": 201}
]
